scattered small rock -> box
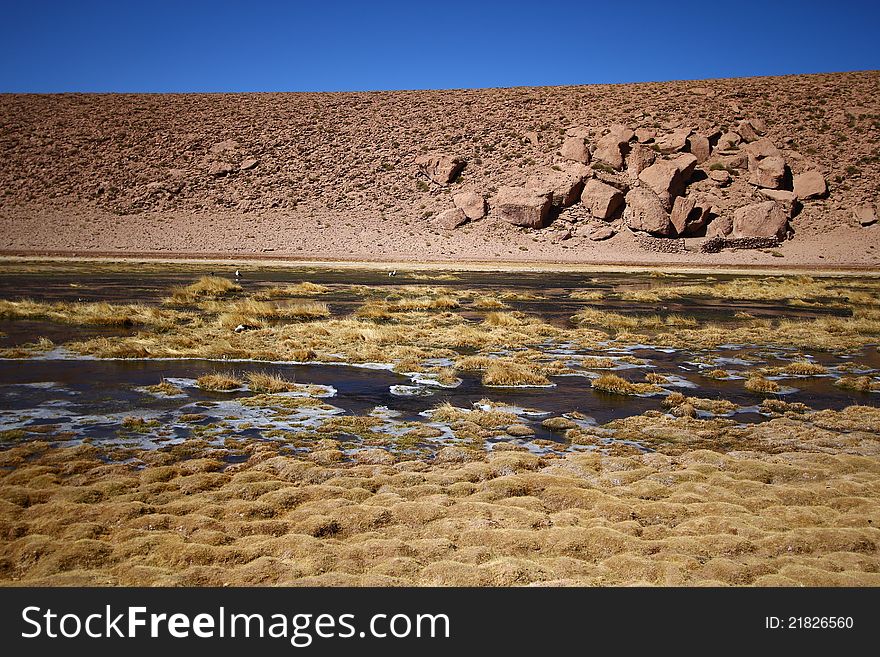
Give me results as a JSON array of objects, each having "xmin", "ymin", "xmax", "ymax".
[{"xmin": 854, "ymin": 204, "xmax": 877, "ymax": 226}]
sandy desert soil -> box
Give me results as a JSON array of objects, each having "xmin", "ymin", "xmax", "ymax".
[{"xmin": 1, "ymin": 72, "xmax": 878, "ymax": 267}]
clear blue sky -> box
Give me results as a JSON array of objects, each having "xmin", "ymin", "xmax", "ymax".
[{"xmin": 0, "ymin": 0, "xmax": 877, "ymax": 92}]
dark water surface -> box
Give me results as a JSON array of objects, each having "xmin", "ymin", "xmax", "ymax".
[{"xmin": 1, "ymin": 264, "xmax": 878, "ymax": 455}]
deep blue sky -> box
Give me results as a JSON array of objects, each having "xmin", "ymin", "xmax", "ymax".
[{"xmin": 0, "ymin": 0, "xmax": 877, "ymax": 92}]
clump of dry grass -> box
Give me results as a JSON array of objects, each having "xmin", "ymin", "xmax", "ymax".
[
  {"xmin": 0, "ymin": 299, "xmax": 182, "ymax": 327},
  {"xmin": 145, "ymin": 380, "xmax": 183, "ymax": 396},
  {"xmin": 541, "ymin": 417, "xmax": 577, "ymax": 431},
  {"xmin": 246, "ymin": 371, "xmax": 298, "ymax": 393},
  {"xmin": 455, "ymin": 355, "xmax": 495, "ymax": 371},
  {"xmin": 482, "ymin": 361, "xmax": 551, "ymax": 387},
  {"xmin": 834, "ymin": 376, "xmax": 880, "ymax": 392},
  {"xmin": 745, "ymin": 375, "xmax": 782, "ymax": 394},
  {"xmin": 470, "ymin": 296, "xmax": 510, "ymax": 310},
  {"xmin": 168, "ymin": 276, "xmax": 241, "ymax": 303},
  {"xmin": 572, "ymin": 308, "xmax": 639, "ymax": 330},
  {"xmin": 430, "ymin": 402, "xmax": 519, "ymax": 429},
  {"xmin": 580, "ymin": 357, "xmax": 618, "ymax": 369},
  {"xmin": 256, "ymin": 282, "xmax": 329, "ymax": 298},
  {"xmin": 702, "ymin": 369, "xmax": 731, "ymax": 379},
  {"xmin": 196, "ymin": 373, "xmax": 242, "ymax": 391},
  {"xmin": 662, "ymin": 392, "xmax": 737, "ymax": 415},
  {"xmin": 782, "ymin": 361, "xmax": 828, "ymax": 376},
  {"xmin": 591, "ymin": 374, "xmax": 661, "ymax": 396},
  {"xmin": 645, "ymin": 372, "xmax": 669, "ymax": 384},
  {"xmin": 279, "ymin": 301, "xmax": 331, "ymax": 320},
  {"xmin": 569, "ymin": 290, "xmax": 605, "ymax": 301}
]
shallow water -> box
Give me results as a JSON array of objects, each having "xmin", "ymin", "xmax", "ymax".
[{"xmin": 1, "ymin": 264, "xmax": 878, "ymax": 457}]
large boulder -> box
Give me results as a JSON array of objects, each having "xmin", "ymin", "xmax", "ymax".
[
  {"xmin": 526, "ymin": 169, "xmax": 584, "ymax": 208},
  {"xmin": 737, "ymin": 120, "xmax": 762, "ymax": 143},
  {"xmin": 687, "ymin": 134, "xmax": 711, "ymax": 163},
  {"xmin": 625, "ymin": 143, "xmax": 656, "ymax": 177},
  {"xmin": 732, "ymin": 201, "xmax": 789, "ymax": 239},
  {"xmin": 638, "ymin": 159, "xmax": 685, "ymax": 210},
  {"xmin": 670, "ymin": 196, "xmax": 711, "ymax": 236},
  {"xmin": 436, "ymin": 208, "xmax": 468, "ymax": 230},
  {"xmin": 655, "ymin": 127, "xmax": 692, "ymax": 153},
  {"xmin": 560, "ymin": 136, "xmax": 590, "ymax": 164},
  {"xmin": 744, "ymin": 139, "xmax": 786, "ymax": 189},
  {"xmin": 672, "ymin": 153, "xmax": 698, "ymax": 181},
  {"xmin": 758, "ymin": 189, "xmax": 799, "ymax": 218},
  {"xmin": 453, "ymin": 190, "xmax": 487, "ymax": 220},
  {"xmin": 706, "ymin": 214, "xmax": 733, "ymax": 238},
  {"xmin": 492, "ymin": 187, "xmax": 553, "ymax": 228},
  {"xmin": 793, "ymin": 171, "xmax": 827, "ymax": 199},
  {"xmin": 581, "ymin": 179, "xmax": 624, "ymax": 220},
  {"xmin": 750, "ymin": 155, "xmax": 787, "ymax": 189},
  {"xmin": 625, "ymin": 188, "xmax": 673, "ymax": 236},
  {"xmin": 593, "ymin": 125, "xmax": 633, "ymax": 170},
  {"xmin": 415, "ymin": 153, "xmax": 465, "ymax": 184}
]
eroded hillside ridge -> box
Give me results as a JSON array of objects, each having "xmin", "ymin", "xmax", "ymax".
[{"xmin": 0, "ymin": 72, "xmax": 877, "ymax": 242}]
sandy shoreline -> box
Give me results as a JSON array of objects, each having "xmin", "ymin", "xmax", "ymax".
[{"xmin": 2, "ymin": 252, "xmax": 879, "ymax": 277}]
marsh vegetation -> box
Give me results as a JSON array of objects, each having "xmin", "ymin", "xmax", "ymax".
[{"xmin": 1, "ymin": 263, "xmax": 879, "ymax": 586}]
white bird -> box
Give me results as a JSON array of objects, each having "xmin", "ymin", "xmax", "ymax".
[
  {"xmin": 235, "ymin": 269, "xmax": 241, "ymax": 278},
  {"xmin": 389, "ymin": 270, "xmax": 396, "ymax": 277}
]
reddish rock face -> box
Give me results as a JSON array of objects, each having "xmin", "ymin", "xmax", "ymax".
[
  {"xmin": 751, "ymin": 155, "xmax": 787, "ymax": 189},
  {"xmin": 732, "ymin": 201, "xmax": 789, "ymax": 239},
  {"xmin": 581, "ymin": 179, "xmax": 624, "ymax": 220},
  {"xmin": 793, "ymin": 171, "xmax": 827, "ymax": 199},
  {"xmin": 453, "ymin": 190, "xmax": 486, "ymax": 220},
  {"xmin": 625, "ymin": 188, "xmax": 673, "ymax": 236},
  {"xmin": 492, "ymin": 186, "xmax": 553, "ymax": 228}
]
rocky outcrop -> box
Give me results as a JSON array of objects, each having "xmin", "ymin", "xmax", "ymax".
[
  {"xmin": 493, "ymin": 187, "xmax": 552, "ymax": 228},
  {"xmin": 793, "ymin": 171, "xmax": 827, "ymax": 199},
  {"xmin": 436, "ymin": 208, "xmax": 468, "ymax": 230},
  {"xmin": 625, "ymin": 188, "xmax": 672, "ymax": 236},
  {"xmin": 415, "ymin": 153, "xmax": 465, "ymax": 184},
  {"xmin": 560, "ymin": 136, "xmax": 590, "ymax": 164},
  {"xmin": 732, "ymin": 201, "xmax": 789, "ymax": 239},
  {"xmin": 638, "ymin": 159, "xmax": 685, "ymax": 210},
  {"xmin": 453, "ymin": 190, "xmax": 487, "ymax": 220},
  {"xmin": 581, "ymin": 179, "xmax": 624, "ymax": 220},
  {"xmin": 526, "ymin": 169, "xmax": 584, "ymax": 208},
  {"xmin": 625, "ymin": 143, "xmax": 656, "ymax": 177}
]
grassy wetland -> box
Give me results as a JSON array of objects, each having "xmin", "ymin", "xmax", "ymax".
[{"xmin": 1, "ymin": 261, "xmax": 879, "ymax": 586}]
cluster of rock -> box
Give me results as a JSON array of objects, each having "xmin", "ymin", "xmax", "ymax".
[{"xmin": 426, "ymin": 118, "xmax": 832, "ymax": 248}]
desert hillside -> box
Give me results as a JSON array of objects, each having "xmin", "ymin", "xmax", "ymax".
[{"xmin": 0, "ymin": 71, "xmax": 878, "ymax": 265}]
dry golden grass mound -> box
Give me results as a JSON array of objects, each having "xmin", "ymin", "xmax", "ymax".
[
  {"xmin": 591, "ymin": 374, "xmax": 661, "ymax": 396},
  {"xmin": 169, "ymin": 276, "xmax": 241, "ymax": 303},
  {"xmin": 745, "ymin": 375, "xmax": 782, "ymax": 394},
  {"xmin": 256, "ymin": 282, "xmax": 329, "ymax": 297},
  {"xmin": 482, "ymin": 361, "xmax": 551, "ymax": 387},
  {"xmin": 246, "ymin": 371, "xmax": 298, "ymax": 393},
  {"xmin": 1, "ymin": 403, "xmax": 879, "ymax": 587},
  {"xmin": 196, "ymin": 373, "xmax": 242, "ymax": 391},
  {"xmin": 145, "ymin": 380, "xmax": 183, "ymax": 396},
  {"xmin": 835, "ymin": 376, "xmax": 880, "ymax": 392}
]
